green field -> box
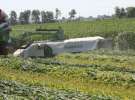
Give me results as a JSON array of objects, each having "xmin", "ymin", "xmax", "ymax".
[
  {"xmin": 12, "ymin": 18, "xmax": 135, "ymax": 39},
  {"xmin": 1, "ymin": 19, "xmax": 135, "ymax": 99}
]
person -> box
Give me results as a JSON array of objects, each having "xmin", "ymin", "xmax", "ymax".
[
  {"xmin": 0, "ymin": 9, "xmax": 11, "ymax": 55},
  {"xmin": 56, "ymin": 26, "xmax": 64, "ymax": 40},
  {"xmin": 0, "ymin": 9, "xmax": 7, "ymax": 24}
]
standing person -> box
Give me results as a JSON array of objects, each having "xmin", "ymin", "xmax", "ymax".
[{"xmin": 56, "ymin": 26, "xmax": 64, "ymax": 40}]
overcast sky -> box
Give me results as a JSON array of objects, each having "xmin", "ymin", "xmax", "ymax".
[{"xmin": 1, "ymin": 0, "xmax": 135, "ymax": 18}]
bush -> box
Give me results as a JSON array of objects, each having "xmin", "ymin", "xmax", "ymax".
[{"xmin": 115, "ymin": 32, "xmax": 135, "ymax": 50}]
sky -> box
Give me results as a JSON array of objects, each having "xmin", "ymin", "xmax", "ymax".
[{"xmin": 1, "ymin": 0, "xmax": 135, "ymax": 18}]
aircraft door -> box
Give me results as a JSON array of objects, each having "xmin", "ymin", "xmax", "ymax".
[{"xmin": 44, "ymin": 45, "xmax": 53, "ymax": 57}]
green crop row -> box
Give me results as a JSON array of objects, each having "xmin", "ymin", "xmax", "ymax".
[{"xmin": 0, "ymin": 80, "xmax": 118, "ymax": 100}]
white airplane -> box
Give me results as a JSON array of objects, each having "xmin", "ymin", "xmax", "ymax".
[{"xmin": 13, "ymin": 36, "xmax": 112, "ymax": 58}]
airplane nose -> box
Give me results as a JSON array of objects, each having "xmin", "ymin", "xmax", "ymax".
[{"xmin": 13, "ymin": 49, "xmax": 23, "ymax": 57}]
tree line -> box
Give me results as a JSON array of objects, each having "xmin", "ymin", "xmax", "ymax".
[
  {"xmin": 9, "ymin": 6, "xmax": 135, "ymax": 25},
  {"xmin": 115, "ymin": 7, "xmax": 135, "ymax": 18},
  {"xmin": 9, "ymin": 9, "xmax": 77, "ymax": 25}
]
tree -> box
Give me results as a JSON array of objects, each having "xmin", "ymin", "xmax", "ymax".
[
  {"xmin": 41, "ymin": 11, "xmax": 47, "ymax": 23},
  {"xmin": 41, "ymin": 11, "xmax": 54, "ymax": 23},
  {"xmin": 120, "ymin": 8, "xmax": 126, "ymax": 18},
  {"xmin": 19, "ymin": 11, "xmax": 31, "ymax": 24},
  {"xmin": 55, "ymin": 8, "xmax": 61, "ymax": 20},
  {"xmin": 10, "ymin": 11, "xmax": 17, "ymax": 25},
  {"xmin": 126, "ymin": 7, "xmax": 135, "ymax": 18},
  {"xmin": 115, "ymin": 7, "xmax": 127, "ymax": 18},
  {"xmin": 19, "ymin": 12, "xmax": 25, "ymax": 24},
  {"xmin": 115, "ymin": 7, "xmax": 121, "ymax": 18},
  {"xmin": 46, "ymin": 11, "xmax": 54, "ymax": 22},
  {"xmin": 31, "ymin": 10, "xmax": 40, "ymax": 23},
  {"xmin": 23, "ymin": 10, "xmax": 31, "ymax": 24},
  {"xmin": 69, "ymin": 9, "xmax": 77, "ymax": 20}
]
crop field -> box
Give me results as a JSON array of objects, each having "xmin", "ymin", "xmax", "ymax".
[
  {"xmin": 0, "ymin": 19, "xmax": 135, "ymax": 99},
  {"xmin": 11, "ymin": 18, "xmax": 135, "ymax": 39},
  {"xmin": 0, "ymin": 50, "xmax": 135, "ymax": 99}
]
